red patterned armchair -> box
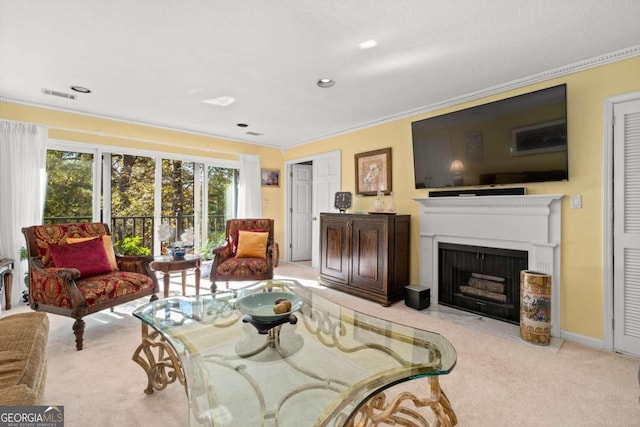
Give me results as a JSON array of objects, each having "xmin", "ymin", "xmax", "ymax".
[
  {"xmin": 209, "ymin": 219, "xmax": 275, "ymax": 291},
  {"xmin": 22, "ymin": 223, "xmax": 159, "ymax": 350}
]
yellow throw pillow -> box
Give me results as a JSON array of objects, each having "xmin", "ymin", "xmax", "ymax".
[
  {"xmin": 67, "ymin": 235, "xmax": 119, "ymax": 271},
  {"xmin": 235, "ymin": 231, "xmax": 269, "ymax": 259}
]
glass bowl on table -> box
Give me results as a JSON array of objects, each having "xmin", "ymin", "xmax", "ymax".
[{"xmin": 235, "ymin": 292, "xmax": 303, "ymax": 322}]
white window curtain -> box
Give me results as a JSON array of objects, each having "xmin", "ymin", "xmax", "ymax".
[
  {"xmin": 237, "ymin": 154, "xmax": 262, "ymax": 218},
  {"xmin": 0, "ymin": 120, "xmax": 47, "ymax": 307}
]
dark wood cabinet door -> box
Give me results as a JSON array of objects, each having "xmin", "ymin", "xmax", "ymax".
[
  {"xmin": 319, "ymin": 213, "xmax": 410, "ymax": 305},
  {"xmin": 319, "ymin": 215, "xmax": 349, "ymax": 285},
  {"xmin": 350, "ymin": 217, "xmax": 387, "ymax": 293}
]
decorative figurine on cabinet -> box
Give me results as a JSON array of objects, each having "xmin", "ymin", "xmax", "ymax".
[{"xmin": 374, "ymin": 188, "xmax": 385, "ymax": 212}]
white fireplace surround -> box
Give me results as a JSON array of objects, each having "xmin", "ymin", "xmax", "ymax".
[{"xmin": 415, "ymin": 194, "xmax": 563, "ymax": 337}]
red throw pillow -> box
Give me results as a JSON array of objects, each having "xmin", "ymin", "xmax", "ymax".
[
  {"xmin": 67, "ymin": 235, "xmax": 119, "ymax": 271},
  {"xmin": 49, "ymin": 237, "xmax": 114, "ymax": 278}
]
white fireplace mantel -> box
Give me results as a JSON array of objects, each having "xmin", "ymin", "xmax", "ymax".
[{"xmin": 415, "ymin": 194, "xmax": 563, "ymax": 336}]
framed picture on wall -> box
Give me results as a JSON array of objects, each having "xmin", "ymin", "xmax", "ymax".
[
  {"xmin": 354, "ymin": 147, "xmax": 392, "ymax": 196},
  {"xmin": 261, "ymin": 169, "xmax": 280, "ymax": 187}
]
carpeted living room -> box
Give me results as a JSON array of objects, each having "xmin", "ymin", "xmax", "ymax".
[
  {"xmin": 1, "ymin": 2, "xmax": 640, "ymax": 426},
  {"xmin": 1, "ymin": 263, "xmax": 638, "ymax": 426}
]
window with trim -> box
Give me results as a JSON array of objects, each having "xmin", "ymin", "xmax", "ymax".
[{"xmin": 44, "ymin": 142, "xmax": 238, "ymax": 255}]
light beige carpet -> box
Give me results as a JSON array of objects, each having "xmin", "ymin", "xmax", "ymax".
[{"xmin": 2, "ymin": 262, "xmax": 639, "ymax": 426}]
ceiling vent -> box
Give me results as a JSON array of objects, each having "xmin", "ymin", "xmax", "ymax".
[{"xmin": 41, "ymin": 88, "xmax": 76, "ymax": 100}]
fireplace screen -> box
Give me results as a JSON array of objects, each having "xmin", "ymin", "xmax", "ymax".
[{"xmin": 438, "ymin": 243, "xmax": 528, "ymax": 324}]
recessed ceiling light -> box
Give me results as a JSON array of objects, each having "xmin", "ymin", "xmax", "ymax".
[
  {"xmin": 70, "ymin": 85, "xmax": 91, "ymax": 93},
  {"xmin": 202, "ymin": 96, "xmax": 236, "ymax": 106},
  {"xmin": 359, "ymin": 39, "xmax": 378, "ymax": 49},
  {"xmin": 237, "ymin": 123, "xmax": 248, "ymax": 127},
  {"xmin": 317, "ymin": 78, "xmax": 335, "ymax": 88}
]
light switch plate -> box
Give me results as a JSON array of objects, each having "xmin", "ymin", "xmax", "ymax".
[{"xmin": 571, "ymin": 195, "xmax": 582, "ymax": 208}]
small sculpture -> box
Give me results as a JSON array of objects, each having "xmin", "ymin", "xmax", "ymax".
[
  {"xmin": 387, "ymin": 191, "xmax": 397, "ymax": 213},
  {"xmin": 374, "ymin": 188, "xmax": 385, "ymax": 212}
]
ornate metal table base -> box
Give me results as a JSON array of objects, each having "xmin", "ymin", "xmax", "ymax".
[
  {"xmin": 132, "ymin": 327, "xmax": 458, "ymax": 426},
  {"xmin": 347, "ymin": 377, "xmax": 457, "ymax": 427},
  {"xmin": 132, "ymin": 323, "xmax": 185, "ymax": 394},
  {"xmin": 131, "ymin": 281, "xmax": 459, "ymax": 426}
]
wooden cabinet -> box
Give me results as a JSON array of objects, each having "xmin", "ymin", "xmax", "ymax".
[{"xmin": 319, "ymin": 213, "xmax": 410, "ymax": 306}]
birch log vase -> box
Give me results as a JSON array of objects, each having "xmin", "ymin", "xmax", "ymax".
[{"xmin": 520, "ymin": 270, "xmax": 552, "ymax": 345}]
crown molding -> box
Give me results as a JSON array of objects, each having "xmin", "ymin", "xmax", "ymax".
[
  {"xmin": 293, "ymin": 45, "xmax": 640, "ymax": 147},
  {"xmin": 2, "ymin": 45, "xmax": 639, "ymax": 150},
  {"xmin": 0, "ymin": 96, "xmax": 283, "ymax": 151}
]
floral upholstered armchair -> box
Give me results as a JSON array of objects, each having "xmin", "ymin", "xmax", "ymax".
[
  {"xmin": 22, "ymin": 223, "xmax": 159, "ymax": 350},
  {"xmin": 209, "ymin": 219, "xmax": 275, "ymax": 291}
]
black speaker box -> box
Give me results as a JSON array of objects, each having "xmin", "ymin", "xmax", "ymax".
[
  {"xmin": 428, "ymin": 187, "xmax": 526, "ymax": 197},
  {"xmin": 404, "ymin": 285, "xmax": 430, "ymax": 310}
]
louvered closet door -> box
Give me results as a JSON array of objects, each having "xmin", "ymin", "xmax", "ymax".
[{"xmin": 614, "ymin": 98, "xmax": 640, "ymax": 356}]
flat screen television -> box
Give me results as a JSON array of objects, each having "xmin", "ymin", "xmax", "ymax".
[{"xmin": 411, "ymin": 84, "xmax": 568, "ymax": 189}]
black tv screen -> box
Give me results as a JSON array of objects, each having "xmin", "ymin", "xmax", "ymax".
[{"xmin": 411, "ymin": 84, "xmax": 568, "ymax": 189}]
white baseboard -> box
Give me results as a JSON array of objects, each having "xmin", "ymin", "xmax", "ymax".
[{"xmin": 561, "ymin": 330, "xmax": 604, "ymax": 350}]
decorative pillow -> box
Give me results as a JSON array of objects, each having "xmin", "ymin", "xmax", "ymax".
[
  {"xmin": 67, "ymin": 235, "xmax": 119, "ymax": 271},
  {"xmin": 229, "ymin": 226, "xmax": 266, "ymax": 255},
  {"xmin": 235, "ymin": 231, "xmax": 269, "ymax": 259},
  {"xmin": 49, "ymin": 237, "xmax": 114, "ymax": 278}
]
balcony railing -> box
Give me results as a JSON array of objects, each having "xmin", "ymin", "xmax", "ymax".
[{"xmin": 43, "ymin": 214, "xmax": 227, "ymax": 252}]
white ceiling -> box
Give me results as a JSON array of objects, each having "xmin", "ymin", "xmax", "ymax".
[{"xmin": 1, "ymin": 1, "xmax": 639, "ymax": 149}]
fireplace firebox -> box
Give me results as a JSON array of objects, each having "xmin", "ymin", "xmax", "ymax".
[{"xmin": 438, "ymin": 243, "xmax": 528, "ymax": 324}]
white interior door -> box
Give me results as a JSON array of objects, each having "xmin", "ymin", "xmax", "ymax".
[
  {"xmin": 291, "ymin": 164, "xmax": 313, "ymax": 261},
  {"xmin": 311, "ymin": 152, "xmax": 341, "ymax": 269},
  {"xmin": 613, "ymin": 98, "xmax": 640, "ymax": 356}
]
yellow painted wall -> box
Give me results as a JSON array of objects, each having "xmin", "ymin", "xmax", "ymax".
[
  {"xmin": 0, "ymin": 102, "xmax": 287, "ymax": 247},
  {"xmin": 286, "ymin": 56, "xmax": 640, "ymax": 340}
]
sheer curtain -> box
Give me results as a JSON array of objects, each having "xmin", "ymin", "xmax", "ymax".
[
  {"xmin": 237, "ymin": 154, "xmax": 262, "ymax": 218},
  {"xmin": 0, "ymin": 120, "xmax": 47, "ymax": 307}
]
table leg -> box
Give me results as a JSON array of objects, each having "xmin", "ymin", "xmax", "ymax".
[
  {"xmin": 131, "ymin": 323, "xmax": 185, "ymax": 394},
  {"xmin": 348, "ymin": 376, "xmax": 457, "ymax": 426},
  {"xmin": 195, "ymin": 266, "xmax": 200, "ymax": 295},
  {"xmin": 3, "ymin": 270, "xmax": 12, "ymax": 310},
  {"xmin": 181, "ymin": 270, "xmax": 187, "ymax": 296},
  {"xmin": 163, "ymin": 272, "xmax": 171, "ymax": 298}
]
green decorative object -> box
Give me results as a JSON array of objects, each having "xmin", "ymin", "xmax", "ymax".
[{"xmin": 114, "ymin": 236, "xmax": 151, "ymax": 256}]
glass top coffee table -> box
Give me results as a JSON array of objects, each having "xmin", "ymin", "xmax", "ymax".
[{"xmin": 132, "ymin": 279, "xmax": 457, "ymax": 426}]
